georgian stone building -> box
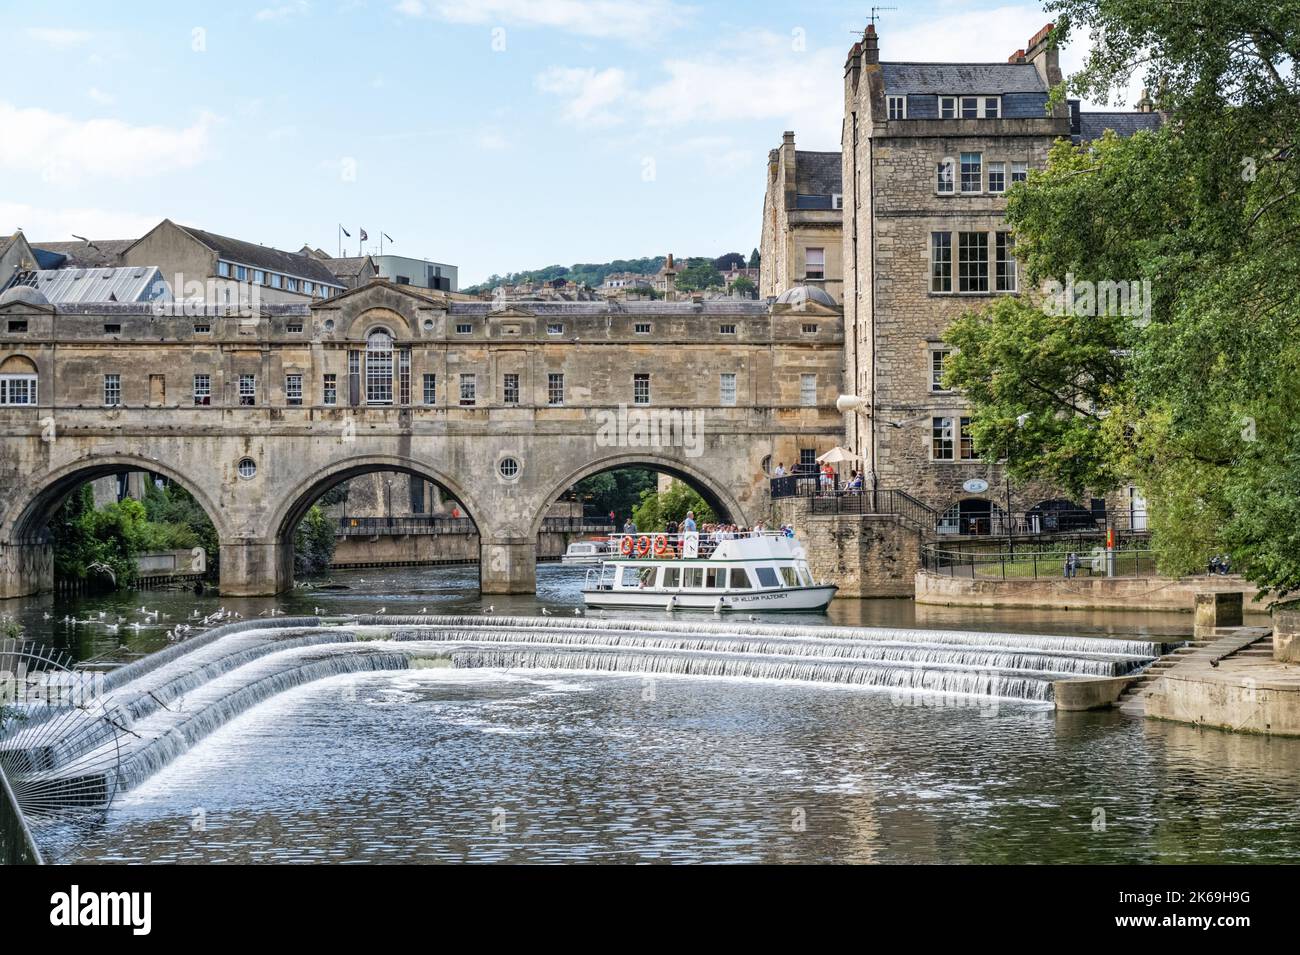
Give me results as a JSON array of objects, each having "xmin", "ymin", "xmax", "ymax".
[
  {"xmin": 840, "ymin": 22, "xmax": 1161, "ymax": 533},
  {"xmin": 760, "ymin": 132, "xmax": 844, "ymax": 304}
]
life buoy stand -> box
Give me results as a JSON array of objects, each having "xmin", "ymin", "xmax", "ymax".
[
  {"xmin": 653, "ymin": 534, "xmax": 669, "ymax": 556},
  {"xmin": 620, "ymin": 536, "xmax": 634, "ymax": 556},
  {"xmin": 635, "ymin": 535, "xmax": 651, "ymax": 557}
]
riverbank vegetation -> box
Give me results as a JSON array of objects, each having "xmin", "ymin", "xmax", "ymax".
[{"xmin": 945, "ymin": 0, "xmax": 1299, "ymax": 595}]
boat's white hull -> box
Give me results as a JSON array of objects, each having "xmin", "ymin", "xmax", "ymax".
[{"xmin": 581, "ymin": 585, "xmax": 837, "ymax": 612}]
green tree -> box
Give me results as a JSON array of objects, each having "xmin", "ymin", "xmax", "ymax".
[
  {"xmin": 945, "ymin": 2, "xmax": 1300, "ymax": 592},
  {"xmin": 293, "ymin": 505, "xmax": 337, "ymax": 576},
  {"xmin": 676, "ymin": 260, "xmax": 724, "ymax": 291},
  {"xmin": 631, "ymin": 481, "xmax": 716, "ymax": 531},
  {"xmin": 571, "ymin": 469, "xmax": 657, "ymax": 522},
  {"xmin": 730, "ymin": 276, "xmax": 756, "ymax": 298},
  {"xmin": 748, "ymin": 248, "xmax": 760, "ymax": 269}
]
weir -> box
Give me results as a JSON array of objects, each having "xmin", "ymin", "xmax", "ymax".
[{"xmin": 2, "ymin": 615, "xmax": 1171, "ymax": 857}]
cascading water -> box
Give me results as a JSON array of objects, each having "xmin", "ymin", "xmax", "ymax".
[{"xmin": 9, "ymin": 615, "xmax": 1170, "ymax": 813}]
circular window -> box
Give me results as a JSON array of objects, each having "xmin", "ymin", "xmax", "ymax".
[
  {"xmin": 323, "ymin": 318, "xmax": 335, "ymax": 331},
  {"xmin": 498, "ymin": 457, "xmax": 520, "ymax": 480},
  {"xmin": 761, "ymin": 454, "xmax": 772, "ymax": 476},
  {"xmin": 237, "ymin": 457, "xmax": 257, "ymax": 480},
  {"xmin": 423, "ymin": 318, "xmax": 434, "ymax": 331}
]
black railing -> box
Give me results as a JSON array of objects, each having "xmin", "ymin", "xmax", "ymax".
[
  {"xmin": 337, "ymin": 515, "xmax": 615, "ymax": 536},
  {"xmin": 922, "ymin": 541, "xmax": 1158, "ymax": 579},
  {"xmin": 771, "ymin": 477, "xmax": 1151, "ymax": 539},
  {"xmin": 338, "ymin": 516, "xmax": 476, "ymax": 536}
]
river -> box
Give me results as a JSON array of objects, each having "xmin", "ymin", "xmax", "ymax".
[{"xmin": 6, "ymin": 563, "xmax": 1297, "ymax": 864}]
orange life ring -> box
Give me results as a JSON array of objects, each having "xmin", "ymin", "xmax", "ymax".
[
  {"xmin": 635, "ymin": 535, "xmax": 651, "ymax": 557},
  {"xmin": 653, "ymin": 534, "xmax": 669, "ymax": 556},
  {"xmin": 620, "ymin": 536, "xmax": 634, "ymax": 556}
]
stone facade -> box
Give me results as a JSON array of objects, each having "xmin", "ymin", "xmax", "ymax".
[
  {"xmin": 0, "ymin": 279, "xmax": 844, "ymax": 598},
  {"xmin": 773, "ymin": 497, "xmax": 920, "ymax": 597},
  {"xmin": 838, "ymin": 23, "xmax": 1158, "ymax": 531},
  {"xmin": 760, "ymin": 132, "xmax": 843, "ymax": 304}
]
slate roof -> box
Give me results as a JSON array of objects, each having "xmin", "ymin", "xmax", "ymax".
[
  {"xmin": 31, "ymin": 238, "xmax": 135, "ymax": 269},
  {"xmin": 1078, "ymin": 111, "xmax": 1164, "ymax": 142},
  {"xmin": 176, "ymin": 225, "xmax": 343, "ymax": 287},
  {"xmin": 322, "ymin": 256, "xmax": 376, "ymax": 280},
  {"xmin": 880, "ymin": 62, "xmax": 1047, "ymax": 95},
  {"xmin": 794, "ymin": 150, "xmax": 842, "ymax": 198}
]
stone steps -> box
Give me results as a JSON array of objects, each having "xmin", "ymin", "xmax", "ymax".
[{"xmin": 1117, "ymin": 629, "xmax": 1273, "ymax": 717}]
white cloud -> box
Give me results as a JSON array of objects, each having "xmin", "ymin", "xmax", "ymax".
[
  {"xmin": 535, "ymin": 67, "xmax": 629, "ymax": 126},
  {"xmin": 0, "ymin": 203, "xmax": 160, "ymax": 243},
  {"xmin": 0, "ymin": 102, "xmax": 216, "ymax": 184},
  {"xmin": 255, "ymin": 1, "xmax": 311, "ymax": 22},
  {"xmin": 25, "ymin": 28, "xmax": 92, "ymax": 49},
  {"xmin": 396, "ymin": 0, "xmax": 688, "ymax": 41},
  {"xmin": 536, "ymin": 31, "xmax": 843, "ymax": 145},
  {"xmin": 87, "ymin": 87, "xmax": 115, "ymax": 106},
  {"xmin": 475, "ymin": 125, "xmax": 510, "ymax": 150}
]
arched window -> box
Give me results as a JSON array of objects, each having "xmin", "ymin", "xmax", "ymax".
[
  {"xmin": 365, "ymin": 329, "xmax": 393, "ymax": 404},
  {"xmin": 0, "ymin": 355, "xmax": 38, "ymax": 406}
]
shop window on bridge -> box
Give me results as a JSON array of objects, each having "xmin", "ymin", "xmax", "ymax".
[
  {"xmin": 798, "ymin": 448, "xmax": 817, "ymax": 474},
  {"xmin": 0, "ymin": 373, "xmax": 37, "ymax": 405},
  {"xmin": 0, "ymin": 356, "xmax": 38, "ymax": 405},
  {"xmin": 365, "ymin": 330, "xmax": 394, "ymax": 404}
]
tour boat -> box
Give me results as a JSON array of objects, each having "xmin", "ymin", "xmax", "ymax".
[
  {"xmin": 581, "ymin": 531, "xmax": 837, "ymax": 612},
  {"xmin": 560, "ymin": 538, "xmax": 614, "ymax": 565}
]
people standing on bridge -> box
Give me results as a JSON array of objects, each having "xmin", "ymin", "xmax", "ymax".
[{"xmin": 774, "ymin": 462, "xmax": 786, "ymax": 477}]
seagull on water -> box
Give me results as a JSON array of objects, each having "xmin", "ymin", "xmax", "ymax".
[
  {"xmin": 573, "ymin": 608, "xmax": 583, "ymax": 616},
  {"xmin": 541, "ymin": 608, "xmax": 552, "ymax": 616}
]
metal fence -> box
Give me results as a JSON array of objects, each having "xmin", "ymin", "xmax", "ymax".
[
  {"xmin": 922, "ymin": 542, "xmax": 1158, "ymax": 580},
  {"xmin": 0, "ymin": 762, "xmax": 43, "ymax": 865},
  {"xmin": 336, "ymin": 515, "xmax": 615, "ymax": 536},
  {"xmin": 770, "ymin": 477, "xmax": 1151, "ymax": 539}
]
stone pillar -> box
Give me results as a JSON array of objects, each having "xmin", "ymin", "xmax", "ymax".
[
  {"xmin": 480, "ymin": 540, "xmax": 537, "ymax": 594},
  {"xmin": 219, "ymin": 538, "xmax": 292, "ymax": 596},
  {"xmin": 0, "ymin": 540, "xmax": 53, "ymax": 599},
  {"xmin": 1193, "ymin": 591, "xmax": 1244, "ymax": 638},
  {"xmin": 1273, "ymin": 606, "xmax": 1300, "ymax": 664}
]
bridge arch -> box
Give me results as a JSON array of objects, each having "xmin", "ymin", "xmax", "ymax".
[
  {"xmin": 3, "ymin": 454, "xmax": 230, "ymax": 543},
  {"xmin": 267, "ymin": 453, "xmax": 486, "ymax": 543},
  {"xmin": 528, "ymin": 452, "xmax": 749, "ymax": 539}
]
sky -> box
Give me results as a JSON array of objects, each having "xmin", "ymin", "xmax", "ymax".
[{"xmin": 0, "ymin": 0, "xmax": 1139, "ymax": 286}]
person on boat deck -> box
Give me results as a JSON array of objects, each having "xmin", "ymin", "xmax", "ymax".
[
  {"xmin": 623, "ymin": 518, "xmax": 637, "ymax": 534},
  {"xmin": 682, "ymin": 511, "xmax": 697, "ymax": 533}
]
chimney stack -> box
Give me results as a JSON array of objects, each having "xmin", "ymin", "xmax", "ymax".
[{"xmin": 862, "ymin": 23, "xmax": 879, "ymax": 65}]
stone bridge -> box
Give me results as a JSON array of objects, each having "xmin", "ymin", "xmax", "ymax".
[{"xmin": 0, "ymin": 280, "xmax": 844, "ymax": 596}]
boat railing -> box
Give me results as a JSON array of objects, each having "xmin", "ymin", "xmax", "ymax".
[{"xmin": 601, "ymin": 529, "xmax": 793, "ymax": 559}]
